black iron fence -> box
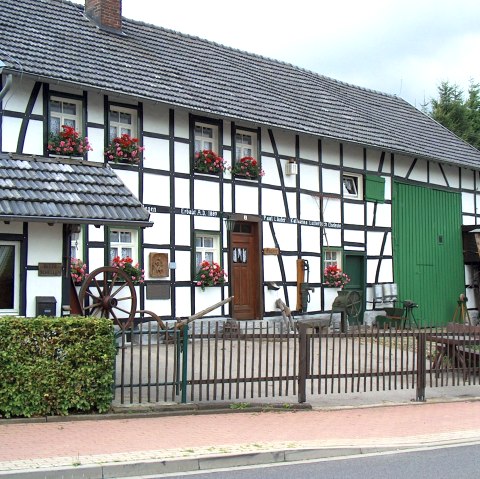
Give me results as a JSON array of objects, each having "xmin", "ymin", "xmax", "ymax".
[{"xmin": 113, "ymin": 321, "xmax": 480, "ymax": 406}]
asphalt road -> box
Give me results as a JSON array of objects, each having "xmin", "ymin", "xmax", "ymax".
[{"xmin": 152, "ymin": 443, "xmax": 480, "ymax": 479}]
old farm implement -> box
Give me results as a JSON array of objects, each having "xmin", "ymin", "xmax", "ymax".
[{"xmin": 78, "ymin": 265, "xmax": 233, "ymax": 330}]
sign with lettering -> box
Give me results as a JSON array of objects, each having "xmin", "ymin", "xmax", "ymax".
[{"xmin": 38, "ymin": 263, "xmax": 62, "ymax": 276}]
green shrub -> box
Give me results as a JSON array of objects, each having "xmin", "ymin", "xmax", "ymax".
[{"xmin": 0, "ymin": 316, "xmax": 116, "ymax": 418}]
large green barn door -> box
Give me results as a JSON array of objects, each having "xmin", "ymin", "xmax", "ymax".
[{"xmin": 392, "ymin": 182, "xmax": 464, "ymax": 326}]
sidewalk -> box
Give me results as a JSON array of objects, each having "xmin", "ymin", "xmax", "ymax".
[{"xmin": 2, "ymin": 387, "xmax": 480, "ymax": 478}]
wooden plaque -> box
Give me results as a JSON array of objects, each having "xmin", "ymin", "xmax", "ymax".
[
  {"xmin": 38, "ymin": 263, "xmax": 62, "ymax": 276},
  {"xmin": 149, "ymin": 252, "xmax": 169, "ymax": 278},
  {"xmin": 263, "ymin": 248, "xmax": 280, "ymax": 255}
]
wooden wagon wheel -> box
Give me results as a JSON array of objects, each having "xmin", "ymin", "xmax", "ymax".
[
  {"xmin": 345, "ymin": 290, "xmax": 362, "ymax": 322},
  {"xmin": 79, "ymin": 266, "xmax": 137, "ymax": 329}
]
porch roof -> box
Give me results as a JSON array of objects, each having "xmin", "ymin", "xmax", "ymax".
[{"xmin": 0, "ymin": 153, "xmax": 152, "ymax": 227}]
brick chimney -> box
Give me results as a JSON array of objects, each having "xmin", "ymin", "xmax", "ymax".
[{"xmin": 85, "ymin": 0, "xmax": 122, "ymax": 33}]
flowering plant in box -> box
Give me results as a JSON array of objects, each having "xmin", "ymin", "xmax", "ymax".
[
  {"xmin": 111, "ymin": 256, "xmax": 144, "ymax": 283},
  {"xmin": 47, "ymin": 125, "xmax": 92, "ymax": 157},
  {"xmin": 323, "ymin": 265, "xmax": 350, "ymax": 289},
  {"xmin": 194, "ymin": 261, "xmax": 227, "ymax": 291},
  {"xmin": 105, "ymin": 133, "xmax": 145, "ymax": 164},
  {"xmin": 230, "ymin": 156, "xmax": 265, "ymax": 178},
  {"xmin": 193, "ymin": 149, "xmax": 227, "ymax": 174},
  {"xmin": 70, "ymin": 258, "xmax": 87, "ymax": 284}
]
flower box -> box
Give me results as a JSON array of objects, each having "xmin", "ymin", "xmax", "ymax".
[
  {"xmin": 230, "ymin": 156, "xmax": 264, "ymax": 179},
  {"xmin": 47, "ymin": 125, "xmax": 92, "ymax": 157},
  {"xmin": 105, "ymin": 134, "xmax": 144, "ymax": 164},
  {"xmin": 194, "ymin": 261, "xmax": 227, "ymax": 291},
  {"xmin": 193, "ymin": 150, "xmax": 226, "ymax": 174}
]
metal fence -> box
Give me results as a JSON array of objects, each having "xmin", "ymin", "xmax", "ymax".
[{"xmin": 113, "ymin": 321, "xmax": 480, "ymax": 406}]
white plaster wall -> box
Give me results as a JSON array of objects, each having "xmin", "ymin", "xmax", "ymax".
[
  {"xmin": 143, "ymin": 172, "xmax": 170, "ymax": 205},
  {"xmin": 174, "ymin": 287, "xmax": 191, "ymax": 317},
  {"xmin": 343, "ymin": 143, "xmax": 363, "ymax": 170},
  {"xmin": 343, "ymin": 202, "xmax": 364, "ymax": 226},
  {"xmin": 322, "ymin": 140, "xmax": 340, "ymax": 166},
  {"xmin": 86, "ymin": 127, "xmax": 104, "ymax": 163},
  {"xmin": 261, "ymin": 129, "xmax": 274, "ymax": 154},
  {"xmin": 144, "ymin": 296, "xmax": 171, "ymax": 317},
  {"xmin": 263, "ymin": 255, "xmax": 282, "ymax": 281},
  {"xmin": 223, "ymin": 183, "xmax": 232, "ymax": 213},
  {"xmin": 88, "ymin": 248, "xmax": 106, "ymax": 270},
  {"xmin": 2, "ymin": 117, "xmax": 21, "ymax": 153},
  {"xmin": 299, "ymin": 194, "xmax": 320, "ymax": 221},
  {"xmin": 305, "ymin": 288, "xmax": 321, "ymax": 312},
  {"xmin": 366, "ymin": 148, "xmax": 389, "ymax": 173},
  {"xmin": 366, "ymin": 202, "xmax": 391, "ymax": 228},
  {"xmin": 194, "ymin": 180, "xmax": 221, "ymax": 211},
  {"xmin": 262, "ymin": 222, "xmax": 275, "ymax": 247},
  {"xmin": 222, "ymin": 149, "xmax": 232, "ymax": 168},
  {"xmin": 462, "ymin": 169, "xmax": 475, "ymax": 190},
  {"xmin": 174, "ymin": 215, "xmax": 191, "ymax": 246},
  {"xmin": 409, "ymin": 159, "xmax": 428, "ymax": 183},
  {"xmin": 393, "ymin": 154, "xmax": 413, "ymax": 178},
  {"xmin": 261, "ymin": 155, "xmax": 281, "ymax": 187},
  {"xmin": 282, "ymin": 255, "xmax": 299, "ymax": 282},
  {"xmin": 366, "ymin": 259, "xmax": 378, "ymax": 283},
  {"xmin": 344, "ymin": 229, "xmax": 364, "ymax": 244},
  {"xmin": 272, "ymin": 223, "xmax": 297, "ymax": 252},
  {"xmin": 322, "ymin": 168, "xmax": 340, "ymax": 194},
  {"xmin": 26, "ymin": 272, "xmax": 62, "ymax": 317},
  {"xmin": 463, "ymin": 215, "xmax": 476, "ymax": 225},
  {"xmin": 299, "ymin": 135, "xmax": 318, "ymax": 161},
  {"xmin": 0, "ymin": 223, "xmax": 23, "ymax": 234},
  {"xmin": 302, "ymin": 255, "xmax": 321, "ymax": 283},
  {"xmin": 444, "ymin": 164, "xmax": 460, "ymax": 189},
  {"xmin": 300, "ymin": 163, "xmax": 319, "ymax": 192},
  {"xmin": 174, "ymin": 178, "xmax": 190, "ymax": 209},
  {"xmin": 270, "ymin": 129, "xmax": 296, "ymax": 157},
  {"xmin": 174, "ymin": 250, "xmax": 191, "ymax": 282},
  {"xmin": 143, "ymin": 102, "xmax": 169, "ymax": 135},
  {"xmin": 235, "ymin": 185, "xmax": 260, "ymax": 215},
  {"xmin": 86, "ymin": 93, "xmax": 104, "ymax": 123},
  {"xmin": 384, "ymin": 176, "xmax": 392, "ymax": 201},
  {"xmin": 194, "ymin": 286, "xmax": 228, "ymax": 316},
  {"xmin": 429, "ymin": 162, "xmax": 448, "ymax": 187},
  {"xmin": 174, "ymin": 109, "xmax": 189, "ymax": 139},
  {"xmin": 323, "ymin": 197, "xmax": 341, "ymax": 223},
  {"xmin": 174, "ymin": 142, "xmax": 190, "ymax": 174},
  {"xmin": 323, "ymin": 287, "xmax": 340, "ymax": 309},
  {"xmin": 323, "ymin": 228, "xmax": 341, "ymax": 247},
  {"xmin": 377, "ymin": 258, "xmax": 393, "ymax": 283},
  {"xmin": 143, "ymin": 138, "xmax": 169, "ymax": 170},
  {"xmin": 462, "ymin": 192, "xmax": 475, "ymax": 214},
  {"xmin": 223, "ymin": 121, "xmax": 232, "ymax": 147},
  {"xmin": 22, "ymin": 120, "xmax": 43, "ymax": 155},
  {"xmin": 301, "ymin": 225, "xmax": 320, "ymax": 253},
  {"xmin": 88, "ymin": 224, "xmax": 104, "ymax": 242},
  {"xmin": 2, "ymin": 77, "xmax": 34, "ymax": 112},
  {"xmin": 194, "ymin": 216, "xmax": 221, "ymax": 231},
  {"xmin": 114, "ymin": 169, "xmax": 140, "ymax": 198},
  {"xmin": 287, "ymin": 192, "xmax": 297, "ymax": 219},
  {"xmin": 366, "ymin": 231, "xmax": 386, "ymax": 256},
  {"xmin": 143, "ymin": 212, "xmax": 170, "ymax": 244}
]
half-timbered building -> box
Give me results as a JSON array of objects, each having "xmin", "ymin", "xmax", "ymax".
[{"xmin": 2, "ymin": 0, "xmax": 480, "ymax": 325}]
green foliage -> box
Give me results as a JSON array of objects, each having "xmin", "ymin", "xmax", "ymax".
[
  {"xmin": 0, "ymin": 316, "xmax": 116, "ymax": 418},
  {"xmin": 425, "ymin": 80, "xmax": 480, "ymax": 150}
]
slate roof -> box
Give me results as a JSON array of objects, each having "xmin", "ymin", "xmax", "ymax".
[
  {"xmin": 1, "ymin": 0, "xmax": 480, "ymax": 168},
  {"xmin": 0, "ymin": 154, "xmax": 152, "ymax": 226}
]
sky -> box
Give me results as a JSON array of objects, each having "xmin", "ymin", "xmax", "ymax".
[{"xmin": 71, "ymin": 0, "xmax": 480, "ymax": 109}]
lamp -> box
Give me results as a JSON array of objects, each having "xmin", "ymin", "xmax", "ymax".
[
  {"xmin": 285, "ymin": 159, "xmax": 298, "ymax": 176},
  {"xmin": 224, "ymin": 215, "xmax": 236, "ymax": 231}
]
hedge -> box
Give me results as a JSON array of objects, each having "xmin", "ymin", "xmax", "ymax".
[{"xmin": 0, "ymin": 316, "xmax": 116, "ymax": 418}]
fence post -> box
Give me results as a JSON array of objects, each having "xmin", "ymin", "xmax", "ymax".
[
  {"xmin": 180, "ymin": 323, "xmax": 189, "ymax": 404},
  {"xmin": 298, "ymin": 323, "xmax": 308, "ymax": 403},
  {"xmin": 416, "ymin": 331, "xmax": 426, "ymax": 401}
]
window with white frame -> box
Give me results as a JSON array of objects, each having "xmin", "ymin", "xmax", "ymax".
[
  {"xmin": 109, "ymin": 106, "xmax": 137, "ymax": 140},
  {"xmin": 49, "ymin": 96, "xmax": 83, "ymax": 135},
  {"xmin": 342, "ymin": 173, "xmax": 363, "ymax": 199},
  {"xmin": 195, "ymin": 232, "xmax": 220, "ymax": 270},
  {"xmin": 0, "ymin": 241, "xmax": 20, "ymax": 314},
  {"xmin": 235, "ymin": 130, "xmax": 257, "ymax": 159},
  {"xmin": 109, "ymin": 229, "xmax": 137, "ymax": 261},
  {"xmin": 70, "ymin": 227, "xmax": 84, "ymax": 261},
  {"xmin": 324, "ymin": 249, "xmax": 342, "ymax": 270},
  {"xmin": 194, "ymin": 122, "xmax": 218, "ymax": 153}
]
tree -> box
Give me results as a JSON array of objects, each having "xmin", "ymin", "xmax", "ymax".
[{"xmin": 424, "ymin": 81, "xmax": 480, "ymax": 150}]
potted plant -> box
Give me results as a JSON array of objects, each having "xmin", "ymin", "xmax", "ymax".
[
  {"xmin": 230, "ymin": 156, "xmax": 265, "ymax": 179},
  {"xmin": 194, "ymin": 261, "xmax": 227, "ymax": 291},
  {"xmin": 47, "ymin": 125, "xmax": 92, "ymax": 157},
  {"xmin": 111, "ymin": 256, "xmax": 145, "ymax": 283},
  {"xmin": 70, "ymin": 258, "xmax": 87, "ymax": 284},
  {"xmin": 323, "ymin": 265, "xmax": 350, "ymax": 289},
  {"xmin": 193, "ymin": 149, "xmax": 227, "ymax": 174},
  {"xmin": 105, "ymin": 133, "xmax": 145, "ymax": 164}
]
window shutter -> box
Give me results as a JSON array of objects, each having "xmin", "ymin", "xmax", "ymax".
[{"xmin": 365, "ymin": 175, "xmax": 385, "ymax": 202}]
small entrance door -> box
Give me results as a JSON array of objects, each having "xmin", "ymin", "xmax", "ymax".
[
  {"xmin": 343, "ymin": 252, "xmax": 365, "ymax": 322},
  {"xmin": 231, "ymin": 222, "xmax": 261, "ymax": 320},
  {"xmin": 0, "ymin": 241, "xmax": 20, "ymax": 314}
]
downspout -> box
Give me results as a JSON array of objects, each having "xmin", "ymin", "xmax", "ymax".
[{"xmin": 0, "ymin": 73, "xmax": 13, "ymax": 101}]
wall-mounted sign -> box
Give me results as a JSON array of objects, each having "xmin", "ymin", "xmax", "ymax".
[
  {"xmin": 263, "ymin": 248, "xmax": 280, "ymax": 255},
  {"xmin": 149, "ymin": 253, "xmax": 169, "ymax": 278},
  {"xmin": 38, "ymin": 263, "xmax": 62, "ymax": 276}
]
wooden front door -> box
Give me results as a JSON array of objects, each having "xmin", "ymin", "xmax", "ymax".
[{"xmin": 231, "ymin": 222, "xmax": 260, "ymax": 320}]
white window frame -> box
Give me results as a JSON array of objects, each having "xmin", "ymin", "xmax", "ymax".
[
  {"xmin": 194, "ymin": 231, "xmax": 221, "ymax": 271},
  {"xmin": 343, "ymin": 173, "xmax": 363, "ymax": 199},
  {"xmin": 70, "ymin": 226, "xmax": 84, "ymax": 262},
  {"xmin": 194, "ymin": 122, "xmax": 219, "ymax": 153},
  {"xmin": 0, "ymin": 240, "xmax": 20, "ymax": 315},
  {"xmin": 235, "ymin": 130, "xmax": 257, "ymax": 160},
  {"xmin": 109, "ymin": 229, "xmax": 138, "ymax": 262},
  {"xmin": 324, "ymin": 248, "xmax": 342, "ymax": 270},
  {"xmin": 49, "ymin": 96, "xmax": 83, "ymax": 135},
  {"xmin": 109, "ymin": 106, "xmax": 138, "ymax": 141}
]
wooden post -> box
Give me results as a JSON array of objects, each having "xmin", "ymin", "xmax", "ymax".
[
  {"xmin": 298, "ymin": 322, "xmax": 308, "ymax": 403},
  {"xmin": 296, "ymin": 259, "xmax": 305, "ymax": 311}
]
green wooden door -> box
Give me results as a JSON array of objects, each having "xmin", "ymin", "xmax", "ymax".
[
  {"xmin": 343, "ymin": 252, "xmax": 365, "ymax": 324},
  {"xmin": 392, "ymin": 182, "xmax": 464, "ymax": 326}
]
